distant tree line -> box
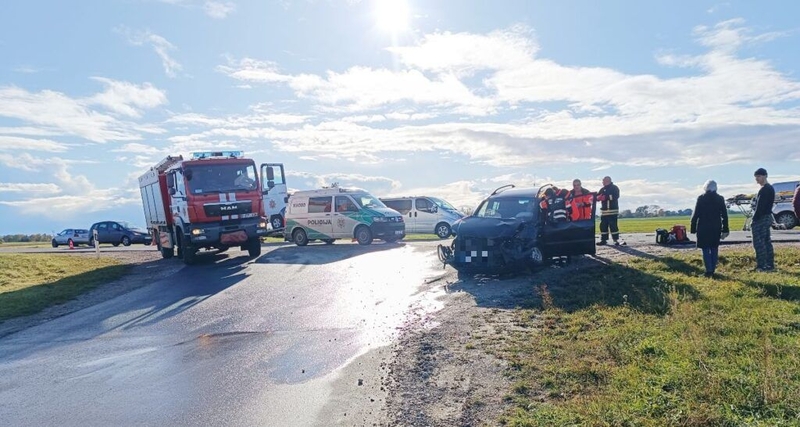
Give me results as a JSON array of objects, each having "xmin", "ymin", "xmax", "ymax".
[
  {"xmin": 617, "ymin": 205, "xmax": 692, "ymax": 218},
  {"xmin": 0, "ymin": 234, "xmax": 52, "ymax": 244}
]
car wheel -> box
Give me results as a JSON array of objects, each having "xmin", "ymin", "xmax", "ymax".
[
  {"xmin": 88, "ymin": 238, "xmax": 95, "ymax": 248},
  {"xmin": 775, "ymin": 212, "xmax": 797, "ymax": 229},
  {"xmin": 121, "ymin": 236, "xmax": 131, "ymax": 246},
  {"xmin": 112, "ymin": 243, "xmax": 120, "ymax": 247},
  {"xmin": 271, "ymin": 215, "xmax": 284, "ymax": 230},
  {"xmin": 293, "ymin": 228, "xmax": 309, "ymax": 246},
  {"xmin": 435, "ymin": 222, "xmax": 452, "ymax": 239},
  {"xmin": 51, "ymin": 239, "xmax": 58, "ymax": 248},
  {"xmin": 355, "ymin": 226, "xmax": 373, "ymax": 245}
]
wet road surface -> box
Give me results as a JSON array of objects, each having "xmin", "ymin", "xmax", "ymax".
[{"xmin": 0, "ymin": 241, "xmax": 449, "ymax": 426}]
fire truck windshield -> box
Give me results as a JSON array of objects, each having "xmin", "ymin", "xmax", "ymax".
[{"xmin": 184, "ymin": 163, "xmax": 258, "ymax": 194}]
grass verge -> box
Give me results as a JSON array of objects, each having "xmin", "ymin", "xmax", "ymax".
[
  {"xmin": 614, "ymin": 215, "xmax": 747, "ymax": 234},
  {"xmin": 0, "ymin": 254, "xmax": 128, "ymax": 321},
  {"xmin": 490, "ymin": 247, "xmax": 800, "ymax": 426}
]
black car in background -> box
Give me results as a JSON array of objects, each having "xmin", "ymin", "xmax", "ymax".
[{"xmin": 89, "ymin": 221, "xmax": 152, "ymax": 247}]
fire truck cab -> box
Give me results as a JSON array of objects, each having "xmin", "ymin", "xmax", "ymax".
[{"xmin": 138, "ymin": 151, "xmax": 269, "ymax": 264}]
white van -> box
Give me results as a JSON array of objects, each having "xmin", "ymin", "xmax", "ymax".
[
  {"xmin": 772, "ymin": 181, "xmax": 799, "ymax": 229},
  {"xmin": 380, "ymin": 196, "xmax": 464, "ymax": 238},
  {"xmin": 285, "ymin": 187, "xmax": 405, "ymax": 246}
]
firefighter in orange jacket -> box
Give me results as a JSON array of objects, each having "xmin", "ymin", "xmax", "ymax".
[
  {"xmin": 539, "ymin": 186, "xmax": 569, "ymax": 223},
  {"xmin": 565, "ymin": 179, "xmax": 594, "ymax": 221}
]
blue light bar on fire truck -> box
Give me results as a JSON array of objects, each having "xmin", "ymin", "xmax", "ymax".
[{"xmin": 192, "ymin": 151, "xmax": 243, "ymax": 160}]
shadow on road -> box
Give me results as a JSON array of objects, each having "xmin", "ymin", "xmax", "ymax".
[
  {"xmin": 255, "ymin": 241, "xmax": 404, "ymax": 265},
  {"xmin": 446, "ymin": 253, "xmax": 702, "ymax": 316},
  {"xmin": 0, "ymin": 254, "xmax": 252, "ymax": 362}
]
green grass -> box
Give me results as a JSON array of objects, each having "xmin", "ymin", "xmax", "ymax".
[
  {"xmin": 487, "ymin": 247, "xmax": 800, "ymax": 426},
  {"xmin": 0, "ymin": 254, "xmax": 128, "ymax": 321},
  {"xmin": 0, "ymin": 241, "xmax": 52, "ymax": 248},
  {"xmin": 613, "ymin": 215, "xmax": 747, "ymax": 234}
]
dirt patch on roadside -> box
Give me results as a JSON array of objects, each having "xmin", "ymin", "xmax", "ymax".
[
  {"xmin": 0, "ymin": 251, "xmax": 183, "ymax": 338},
  {"xmin": 384, "ymin": 241, "xmax": 775, "ymax": 425}
]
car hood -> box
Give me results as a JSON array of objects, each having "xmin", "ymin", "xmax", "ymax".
[{"xmin": 455, "ymin": 216, "xmax": 534, "ymax": 239}]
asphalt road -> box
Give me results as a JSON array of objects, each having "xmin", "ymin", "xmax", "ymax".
[
  {"xmin": 2, "ymin": 231, "xmax": 798, "ymax": 426},
  {"xmin": 0, "ymin": 241, "xmax": 450, "ymax": 427}
]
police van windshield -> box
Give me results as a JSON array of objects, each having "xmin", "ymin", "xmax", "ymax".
[
  {"xmin": 184, "ymin": 163, "xmax": 258, "ymax": 194},
  {"xmin": 351, "ymin": 193, "xmax": 388, "ymax": 209},
  {"xmin": 474, "ymin": 197, "xmax": 535, "ymax": 219}
]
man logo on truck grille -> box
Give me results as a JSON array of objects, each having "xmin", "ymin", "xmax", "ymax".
[{"xmin": 220, "ymin": 205, "xmax": 238, "ymax": 212}]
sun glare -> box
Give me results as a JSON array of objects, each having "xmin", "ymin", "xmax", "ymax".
[{"xmin": 374, "ymin": 0, "xmax": 410, "ymax": 33}]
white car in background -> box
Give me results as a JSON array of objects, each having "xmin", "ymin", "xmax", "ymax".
[
  {"xmin": 51, "ymin": 229, "xmax": 91, "ymax": 247},
  {"xmin": 380, "ymin": 196, "xmax": 464, "ymax": 238}
]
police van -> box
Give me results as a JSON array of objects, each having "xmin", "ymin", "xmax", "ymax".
[
  {"xmin": 285, "ymin": 187, "xmax": 405, "ymax": 246},
  {"xmin": 380, "ymin": 196, "xmax": 464, "ymax": 238}
]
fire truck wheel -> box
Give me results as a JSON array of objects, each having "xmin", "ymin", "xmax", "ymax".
[
  {"xmin": 121, "ymin": 236, "xmax": 131, "ymax": 246},
  {"xmin": 247, "ymin": 239, "xmax": 262, "ymax": 257},
  {"xmin": 355, "ymin": 226, "xmax": 373, "ymax": 245},
  {"xmin": 293, "ymin": 228, "xmax": 309, "ymax": 246},
  {"xmin": 182, "ymin": 245, "xmax": 197, "ymax": 265},
  {"xmin": 270, "ymin": 215, "xmax": 283, "ymax": 231}
]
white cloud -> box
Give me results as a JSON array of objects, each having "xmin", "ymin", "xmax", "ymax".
[
  {"xmin": 111, "ymin": 143, "xmax": 162, "ymax": 155},
  {"xmin": 117, "ymin": 27, "xmax": 183, "ymax": 77},
  {"xmin": 0, "ymin": 136, "xmax": 69, "ymax": 152},
  {"xmin": 0, "ymin": 80, "xmax": 166, "ymax": 143},
  {"xmin": 85, "ymin": 77, "xmax": 168, "ymax": 118},
  {"xmin": 216, "ymin": 57, "xmax": 292, "ymax": 83},
  {"xmin": 204, "ymin": 1, "xmax": 236, "ymax": 19},
  {"xmin": 0, "ymin": 182, "xmax": 61, "ymax": 194}
]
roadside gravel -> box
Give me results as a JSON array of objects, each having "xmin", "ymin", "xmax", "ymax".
[{"xmin": 384, "ymin": 240, "xmax": 788, "ymax": 426}]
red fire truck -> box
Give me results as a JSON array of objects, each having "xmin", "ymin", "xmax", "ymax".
[{"xmin": 138, "ymin": 151, "xmax": 269, "ymax": 264}]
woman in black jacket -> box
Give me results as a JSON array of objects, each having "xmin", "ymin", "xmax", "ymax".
[{"xmin": 690, "ymin": 180, "xmax": 729, "ymax": 278}]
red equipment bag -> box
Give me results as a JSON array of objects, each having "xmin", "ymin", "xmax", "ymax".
[{"xmin": 671, "ymin": 225, "xmax": 688, "ymax": 242}]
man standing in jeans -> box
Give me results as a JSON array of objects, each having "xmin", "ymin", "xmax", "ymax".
[{"xmin": 752, "ymin": 168, "xmax": 775, "ymax": 271}]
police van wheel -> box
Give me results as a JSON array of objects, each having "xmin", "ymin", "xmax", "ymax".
[
  {"xmin": 323, "ymin": 239, "xmax": 335, "ymax": 245},
  {"xmin": 293, "ymin": 228, "xmax": 309, "ymax": 246},
  {"xmin": 355, "ymin": 226, "xmax": 373, "ymax": 245},
  {"xmin": 435, "ymin": 223, "xmax": 452, "ymax": 239}
]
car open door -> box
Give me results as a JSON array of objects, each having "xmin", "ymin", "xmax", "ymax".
[
  {"xmin": 540, "ymin": 196, "xmax": 596, "ymax": 258},
  {"xmin": 260, "ymin": 163, "xmax": 287, "ymax": 230}
]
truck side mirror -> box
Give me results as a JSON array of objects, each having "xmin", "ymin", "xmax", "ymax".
[
  {"xmin": 267, "ymin": 180, "xmax": 275, "ymax": 189},
  {"xmin": 166, "ymin": 174, "xmax": 175, "ymax": 188},
  {"xmin": 266, "ymin": 167, "xmax": 275, "ymax": 181},
  {"xmin": 169, "ymin": 188, "xmax": 176, "ymax": 196}
]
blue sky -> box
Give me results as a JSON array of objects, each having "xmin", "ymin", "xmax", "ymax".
[{"xmin": 2, "ymin": 0, "xmax": 800, "ymax": 234}]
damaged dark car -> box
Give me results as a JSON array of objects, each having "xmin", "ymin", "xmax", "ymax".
[{"xmin": 438, "ymin": 185, "xmax": 596, "ymax": 272}]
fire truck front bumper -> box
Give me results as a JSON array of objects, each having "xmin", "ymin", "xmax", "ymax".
[{"xmin": 189, "ymin": 218, "xmax": 268, "ymax": 246}]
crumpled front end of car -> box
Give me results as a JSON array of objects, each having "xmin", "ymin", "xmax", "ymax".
[{"xmin": 438, "ymin": 217, "xmax": 542, "ymax": 272}]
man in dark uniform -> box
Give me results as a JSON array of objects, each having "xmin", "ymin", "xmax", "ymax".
[
  {"xmin": 597, "ymin": 176, "xmax": 624, "ymax": 245},
  {"xmin": 752, "ymin": 168, "xmax": 775, "ymax": 271}
]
